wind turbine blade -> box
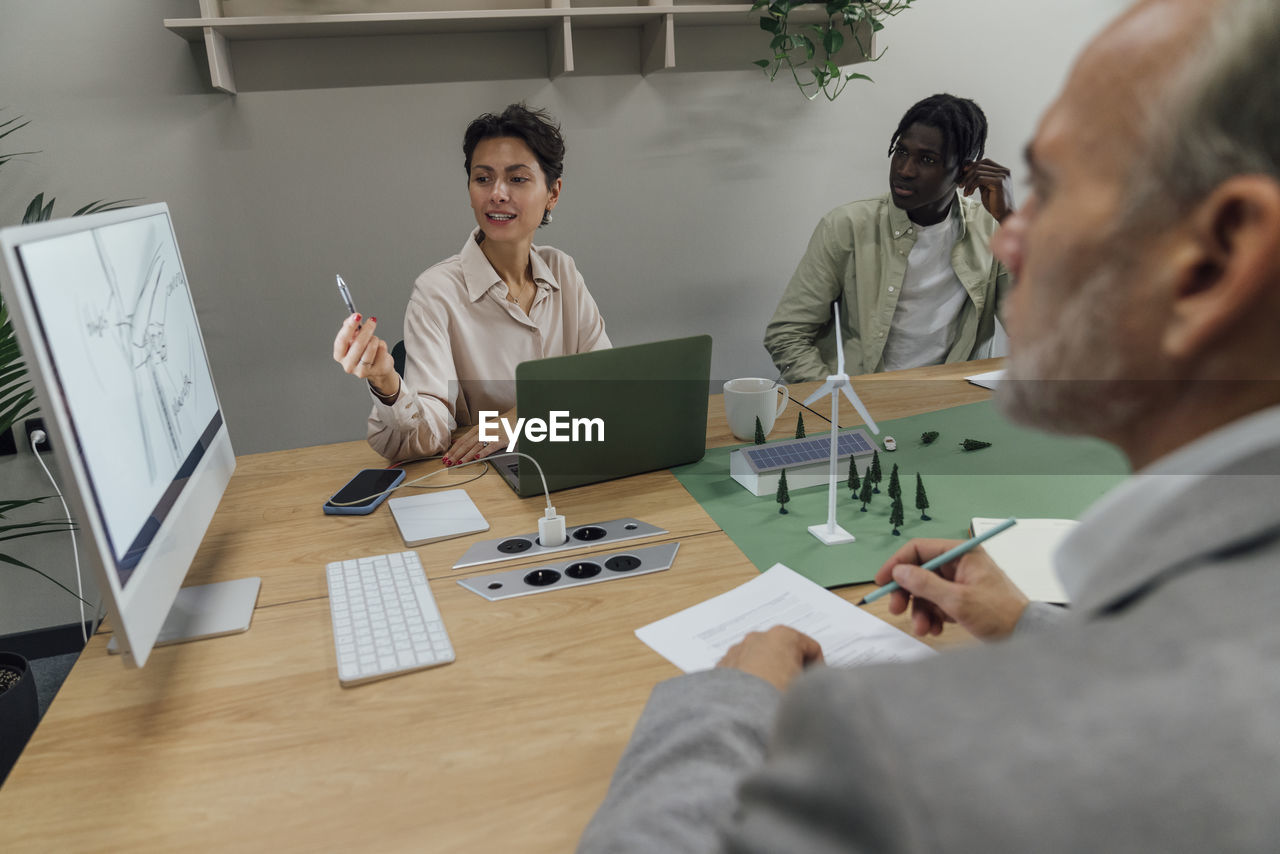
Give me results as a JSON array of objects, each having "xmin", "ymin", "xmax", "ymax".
[
  {"xmin": 803, "ymin": 381, "xmax": 837, "ymax": 407},
  {"xmin": 840, "ymin": 383, "xmax": 880, "ymax": 434}
]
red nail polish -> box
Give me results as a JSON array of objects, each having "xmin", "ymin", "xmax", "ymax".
[
  {"xmin": 354, "ymin": 313, "xmax": 362, "ymax": 323},
  {"xmin": 443, "ymin": 458, "xmax": 452, "ymax": 466},
  {"xmin": 370, "ymin": 316, "xmax": 377, "ymax": 324}
]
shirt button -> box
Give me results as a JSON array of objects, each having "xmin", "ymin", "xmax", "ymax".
[
  {"xmin": 893, "ymin": 230, "xmax": 901, "ymax": 237},
  {"xmin": 907, "ymin": 228, "xmax": 914, "ymax": 234},
  {"xmin": 888, "ymin": 286, "xmax": 895, "ymax": 292}
]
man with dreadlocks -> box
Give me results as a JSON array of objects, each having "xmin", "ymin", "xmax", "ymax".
[{"xmin": 764, "ymin": 94, "xmax": 1015, "ymax": 381}]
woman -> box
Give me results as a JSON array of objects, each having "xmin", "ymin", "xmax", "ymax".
[{"xmin": 333, "ymin": 104, "xmax": 610, "ymax": 465}]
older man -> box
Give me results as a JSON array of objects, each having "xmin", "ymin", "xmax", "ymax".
[{"xmin": 578, "ymin": 0, "xmax": 1280, "ymax": 851}]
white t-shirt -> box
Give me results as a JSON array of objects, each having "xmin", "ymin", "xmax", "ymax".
[{"xmin": 880, "ymin": 213, "xmax": 967, "ymax": 371}]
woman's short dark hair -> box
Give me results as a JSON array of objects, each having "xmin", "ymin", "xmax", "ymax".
[
  {"xmin": 462, "ymin": 103, "xmax": 566, "ymax": 185},
  {"xmin": 887, "ymin": 94, "xmax": 989, "ymax": 166}
]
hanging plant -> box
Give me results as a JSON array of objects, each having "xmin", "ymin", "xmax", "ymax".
[{"xmin": 752, "ymin": 0, "xmax": 917, "ymax": 101}]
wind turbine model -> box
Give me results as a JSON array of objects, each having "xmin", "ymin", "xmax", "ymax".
[{"xmin": 802, "ymin": 302, "xmax": 881, "ymax": 545}]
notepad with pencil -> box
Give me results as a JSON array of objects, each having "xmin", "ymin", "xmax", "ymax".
[{"xmin": 970, "ymin": 516, "xmax": 1075, "ymax": 603}]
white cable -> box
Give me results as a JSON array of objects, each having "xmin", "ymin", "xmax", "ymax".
[
  {"xmin": 329, "ymin": 451, "xmax": 553, "ymax": 510},
  {"xmin": 398, "ymin": 451, "xmax": 554, "ymax": 512},
  {"xmin": 324, "ymin": 461, "xmax": 491, "ymax": 507},
  {"xmin": 30, "ymin": 430, "xmax": 88, "ymax": 645},
  {"xmin": 456, "ymin": 451, "xmax": 553, "ymax": 511},
  {"xmin": 450, "ymin": 452, "xmax": 565, "ymax": 545},
  {"xmin": 325, "ymin": 451, "xmax": 565, "ymax": 545}
]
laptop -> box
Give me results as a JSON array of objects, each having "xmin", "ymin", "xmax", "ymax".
[{"xmin": 496, "ymin": 335, "xmax": 712, "ymax": 496}]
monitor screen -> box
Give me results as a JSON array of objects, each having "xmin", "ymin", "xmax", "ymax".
[{"xmin": 0, "ymin": 203, "xmax": 244, "ymax": 666}]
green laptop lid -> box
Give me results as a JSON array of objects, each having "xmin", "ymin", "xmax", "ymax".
[{"xmin": 509, "ymin": 335, "xmax": 712, "ymax": 495}]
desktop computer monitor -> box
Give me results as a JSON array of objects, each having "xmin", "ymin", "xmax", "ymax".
[{"xmin": 0, "ymin": 203, "xmax": 258, "ymax": 667}]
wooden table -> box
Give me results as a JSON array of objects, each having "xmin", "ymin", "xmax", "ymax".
[{"xmin": 2, "ymin": 359, "xmax": 999, "ymax": 852}]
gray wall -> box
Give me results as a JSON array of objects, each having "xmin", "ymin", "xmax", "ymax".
[{"xmin": 0, "ymin": 0, "xmax": 1118, "ymax": 634}]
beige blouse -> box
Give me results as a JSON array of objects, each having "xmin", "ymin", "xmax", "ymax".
[{"xmin": 366, "ymin": 229, "xmax": 611, "ymax": 462}]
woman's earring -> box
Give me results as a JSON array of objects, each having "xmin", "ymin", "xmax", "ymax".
[{"xmin": 540, "ymin": 210, "xmax": 553, "ymax": 226}]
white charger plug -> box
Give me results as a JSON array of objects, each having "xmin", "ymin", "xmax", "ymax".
[{"xmin": 538, "ymin": 505, "xmax": 567, "ymax": 547}]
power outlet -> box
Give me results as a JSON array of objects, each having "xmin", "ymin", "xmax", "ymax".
[{"xmin": 24, "ymin": 418, "xmax": 52, "ymax": 454}]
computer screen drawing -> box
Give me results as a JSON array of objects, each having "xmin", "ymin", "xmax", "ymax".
[{"xmin": 0, "ymin": 203, "xmax": 260, "ymax": 667}]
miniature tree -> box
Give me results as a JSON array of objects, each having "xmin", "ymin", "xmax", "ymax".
[
  {"xmin": 960, "ymin": 438, "xmax": 992, "ymax": 451},
  {"xmin": 869, "ymin": 450, "xmax": 883, "ymax": 493},
  {"xmin": 775, "ymin": 469, "xmax": 791, "ymax": 514},
  {"xmin": 754, "ymin": 416, "xmax": 766, "ymax": 445},
  {"xmin": 890, "ymin": 494, "xmax": 905, "ymax": 536},
  {"xmin": 887, "ymin": 463, "xmax": 901, "ymax": 501},
  {"xmin": 847, "ymin": 455, "xmax": 860, "ymax": 496},
  {"xmin": 915, "ymin": 472, "xmax": 931, "ymax": 520},
  {"xmin": 858, "ymin": 476, "xmax": 873, "ymax": 511},
  {"xmin": 921, "ymin": 431, "xmax": 939, "ymax": 445},
  {"xmin": 795, "ymin": 412, "xmax": 806, "ymax": 439}
]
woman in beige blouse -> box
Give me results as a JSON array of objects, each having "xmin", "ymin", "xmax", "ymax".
[{"xmin": 333, "ymin": 104, "xmax": 611, "ymax": 465}]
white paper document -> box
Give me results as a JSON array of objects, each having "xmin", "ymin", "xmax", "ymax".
[
  {"xmin": 636, "ymin": 564, "xmax": 935, "ymax": 673},
  {"xmin": 965, "ymin": 368, "xmax": 1006, "ymax": 389}
]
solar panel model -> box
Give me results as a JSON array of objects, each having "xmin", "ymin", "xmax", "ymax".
[
  {"xmin": 729, "ymin": 428, "xmax": 880, "ymax": 497},
  {"xmin": 739, "ymin": 429, "xmax": 877, "ymax": 474}
]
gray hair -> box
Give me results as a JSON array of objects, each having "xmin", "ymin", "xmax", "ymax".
[{"xmin": 1126, "ymin": 0, "xmax": 1280, "ymax": 223}]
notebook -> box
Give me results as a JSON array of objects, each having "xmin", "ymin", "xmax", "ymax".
[
  {"xmin": 971, "ymin": 516, "xmax": 1075, "ymax": 603},
  {"xmin": 497, "ymin": 335, "xmax": 712, "ymax": 496}
]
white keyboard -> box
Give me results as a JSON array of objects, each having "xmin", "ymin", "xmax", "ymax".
[{"xmin": 326, "ymin": 550, "xmax": 455, "ymax": 686}]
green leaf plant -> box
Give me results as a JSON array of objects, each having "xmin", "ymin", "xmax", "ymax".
[
  {"xmin": 0, "ymin": 298, "xmax": 77, "ymax": 590},
  {"xmin": 1, "ymin": 110, "xmax": 131, "ymax": 592},
  {"xmin": 751, "ymin": 0, "xmax": 917, "ymax": 101}
]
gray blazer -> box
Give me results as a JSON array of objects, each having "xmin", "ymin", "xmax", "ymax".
[{"xmin": 579, "ymin": 434, "xmax": 1280, "ymax": 852}]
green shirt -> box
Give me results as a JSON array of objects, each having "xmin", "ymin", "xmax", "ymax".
[{"xmin": 763, "ymin": 192, "xmax": 1010, "ymax": 381}]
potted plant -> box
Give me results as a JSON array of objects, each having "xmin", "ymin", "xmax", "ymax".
[
  {"xmin": 752, "ymin": 0, "xmax": 917, "ymax": 101},
  {"xmin": 0, "ymin": 650, "xmax": 39, "ymax": 783},
  {"xmin": 0, "ymin": 111, "xmax": 133, "ymax": 778}
]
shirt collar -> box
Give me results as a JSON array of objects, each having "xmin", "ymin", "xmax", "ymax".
[
  {"xmin": 1055, "ymin": 404, "xmax": 1280, "ymax": 611},
  {"xmin": 886, "ymin": 190, "xmax": 973, "ymax": 241},
  {"xmin": 459, "ymin": 227, "xmax": 562, "ymax": 303}
]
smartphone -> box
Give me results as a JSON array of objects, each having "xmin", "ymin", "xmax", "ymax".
[
  {"xmin": 336, "ymin": 274, "xmax": 358, "ymax": 316},
  {"xmin": 323, "ymin": 468, "xmax": 406, "ymax": 515}
]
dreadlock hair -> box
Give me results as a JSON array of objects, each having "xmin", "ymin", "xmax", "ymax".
[{"xmin": 887, "ymin": 94, "xmax": 989, "ymax": 166}]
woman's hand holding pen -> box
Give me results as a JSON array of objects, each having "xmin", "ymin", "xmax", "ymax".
[
  {"xmin": 334, "ymin": 313, "xmax": 399, "ymax": 400},
  {"xmin": 874, "ymin": 539, "xmax": 1029, "ymax": 641}
]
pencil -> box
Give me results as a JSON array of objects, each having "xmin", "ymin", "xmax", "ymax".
[{"xmin": 857, "ymin": 517, "xmax": 1017, "ymax": 605}]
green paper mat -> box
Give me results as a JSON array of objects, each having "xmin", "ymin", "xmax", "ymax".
[{"xmin": 672, "ymin": 400, "xmax": 1129, "ymax": 588}]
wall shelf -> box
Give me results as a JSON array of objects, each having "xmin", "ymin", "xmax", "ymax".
[{"xmin": 165, "ymin": 1, "xmax": 859, "ymax": 94}]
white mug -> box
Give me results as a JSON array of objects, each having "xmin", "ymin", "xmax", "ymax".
[{"xmin": 723, "ymin": 378, "xmax": 790, "ymax": 442}]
